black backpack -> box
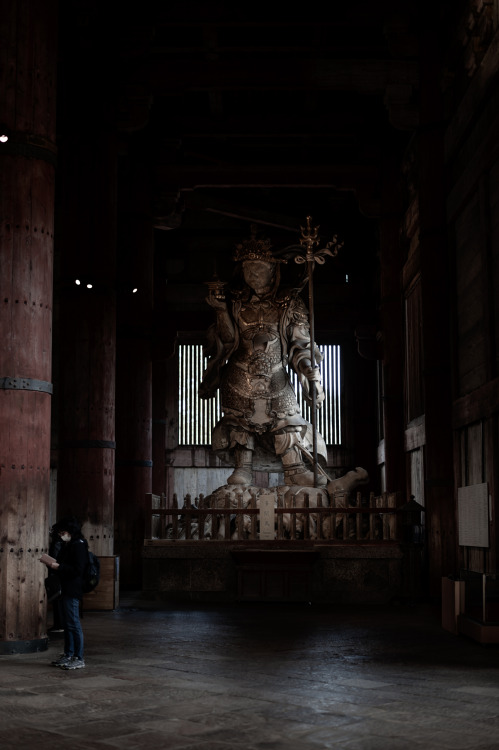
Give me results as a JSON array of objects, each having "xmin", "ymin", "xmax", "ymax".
[{"xmin": 82, "ymin": 547, "xmax": 101, "ymax": 593}]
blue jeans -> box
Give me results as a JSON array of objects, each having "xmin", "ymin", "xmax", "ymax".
[{"xmin": 61, "ymin": 596, "xmax": 84, "ymax": 660}]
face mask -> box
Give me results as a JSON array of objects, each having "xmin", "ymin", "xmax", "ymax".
[{"xmin": 60, "ymin": 533, "xmax": 71, "ymax": 542}]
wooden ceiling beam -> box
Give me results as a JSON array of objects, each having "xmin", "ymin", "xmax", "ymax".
[
  {"xmin": 147, "ymin": 114, "xmax": 375, "ymax": 138},
  {"xmin": 155, "ymin": 163, "xmax": 379, "ymax": 190},
  {"xmin": 133, "ymin": 58, "xmax": 418, "ymax": 95}
]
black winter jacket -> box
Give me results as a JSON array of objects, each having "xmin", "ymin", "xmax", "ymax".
[{"xmin": 56, "ymin": 537, "xmax": 88, "ymax": 598}]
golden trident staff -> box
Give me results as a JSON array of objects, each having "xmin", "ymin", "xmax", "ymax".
[{"xmin": 284, "ymin": 216, "xmax": 343, "ymax": 486}]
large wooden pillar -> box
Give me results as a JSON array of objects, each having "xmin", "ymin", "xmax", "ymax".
[
  {"xmin": 151, "ymin": 249, "xmax": 173, "ymax": 498},
  {"xmin": 0, "ymin": 0, "xmax": 58, "ymax": 652},
  {"xmin": 152, "ymin": 358, "xmax": 168, "ymax": 498},
  {"xmin": 54, "ymin": 4, "xmax": 118, "ymax": 556},
  {"xmin": 115, "ymin": 163, "xmax": 153, "ymax": 588},
  {"xmin": 378, "ymin": 159, "xmax": 406, "ymax": 494},
  {"xmin": 418, "ymin": 25, "xmax": 456, "ymax": 597},
  {"xmin": 56, "ymin": 133, "xmax": 117, "ymax": 556}
]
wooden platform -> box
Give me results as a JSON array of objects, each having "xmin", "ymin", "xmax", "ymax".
[
  {"xmin": 232, "ymin": 549, "xmax": 319, "ymax": 602},
  {"xmin": 459, "ymin": 615, "xmax": 499, "ymax": 644},
  {"xmin": 142, "ymin": 541, "xmax": 404, "ymax": 603}
]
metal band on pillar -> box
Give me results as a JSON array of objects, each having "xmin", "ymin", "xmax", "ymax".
[
  {"xmin": 0, "ymin": 377, "xmax": 53, "ymax": 394},
  {"xmin": 63, "ymin": 440, "xmax": 116, "ymax": 450},
  {"xmin": 116, "ymin": 460, "xmax": 153, "ymax": 467}
]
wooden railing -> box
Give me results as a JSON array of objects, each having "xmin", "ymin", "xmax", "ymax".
[{"xmin": 145, "ymin": 490, "xmax": 400, "ymax": 543}]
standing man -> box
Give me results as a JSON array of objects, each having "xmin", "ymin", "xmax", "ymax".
[{"xmin": 39, "ymin": 516, "xmax": 87, "ymax": 669}]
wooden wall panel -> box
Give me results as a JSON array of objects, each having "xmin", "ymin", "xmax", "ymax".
[
  {"xmin": 417, "ymin": 24, "xmax": 456, "ymax": 595},
  {"xmin": 489, "ymin": 159, "xmax": 499, "ymax": 375},
  {"xmin": 454, "ymin": 193, "xmax": 487, "ymax": 395},
  {"xmin": 467, "ymin": 422, "xmax": 485, "ymax": 485},
  {"xmin": 404, "ymin": 277, "xmax": 424, "ymax": 423},
  {"xmin": 172, "ymin": 467, "xmax": 232, "ymax": 502},
  {"xmin": 114, "ymin": 169, "xmax": 154, "ymax": 588},
  {"xmin": 57, "ymin": 288, "xmax": 116, "ymax": 556},
  {"xmin": 457, "ymin": 421, "xmax": 495, "ymax": 574},
  {"xmin": 408, "ymin": 448, "xmax": 424, "ymax": 507},
  {"xmin": 165, "ymin": 347, "xmax": 179, "ymax": 453}
]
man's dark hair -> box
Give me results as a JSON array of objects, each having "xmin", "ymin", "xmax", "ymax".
[{"xmin": 55, "ymin": 515, "xmax": 83, "ymax": 537}]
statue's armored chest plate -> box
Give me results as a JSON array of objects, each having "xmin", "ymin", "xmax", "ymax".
[
  {"xmin": 236, "ymin": 298, "xmax": 283, "ymax": 362},
  {"xmin": 239, "ymin": 298, "xmax": 281, "ymax": 329}
]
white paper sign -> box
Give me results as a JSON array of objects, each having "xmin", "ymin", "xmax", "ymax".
[
  {"xmin": 458, "ymin": 483, "xmax": 489, "ymax": 548},
  {"xmin": 259, "ymin": 494, "xmax": 275, "ymax": 540}
]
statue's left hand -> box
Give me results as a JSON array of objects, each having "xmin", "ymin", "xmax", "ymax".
[
  {"xmin": 302, "ymin": 365, "xmax": 325, "ymax": 407},
  {"xmin": 205, "ymin": 294, "xmax": 227, "ymax": 311}
]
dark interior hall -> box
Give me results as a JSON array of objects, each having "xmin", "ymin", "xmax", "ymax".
[{"xmin": 1, "ymin": 0, "xmax": 499, "ymax": 690}]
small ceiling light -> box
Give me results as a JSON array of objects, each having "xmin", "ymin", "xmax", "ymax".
[
  {"xmin": 75, "ymin": 279, "xmax": 81, "ymax": 285},
  {"xmin": 0, "ymin": 124, "xmax": 9, "ymax": 143},
  {"xmin": 132, "ymin": 288, "xmax": 138, "ymax": 293},
  {"xmin": 86, "ymin": 283, "xmax": 93, "ymax": 289}
]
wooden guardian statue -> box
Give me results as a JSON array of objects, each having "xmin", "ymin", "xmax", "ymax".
[{"xmin": 200, "ymin": 226, "xmax": 328, "ymax": 488}]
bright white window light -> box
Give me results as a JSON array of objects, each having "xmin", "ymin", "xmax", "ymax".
[
  {"xmin": 287, "ymin": 344, "xmax": 342, "ymax": 445},
  {"xmin": 178, "ymin": 343, "xmax": 342, "ymax": 446},
  {"xmin": 178, "ymin": 344, "xmax": 221, "ymax": 445}
]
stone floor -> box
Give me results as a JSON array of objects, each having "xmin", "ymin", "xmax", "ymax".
[{"xmin": 1, "ymin": 594, "xmax": 499, "ymax": 750}]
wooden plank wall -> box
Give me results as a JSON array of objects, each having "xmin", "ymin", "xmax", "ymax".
[
  {"xmin": 491, "ymin": 159, "xmax": 499, "ymax": 371},
  {"xmin": 457, "ymin": 423, "xmax": 490, "ymax": 574},
  {"xmin": 454, "ymin": 193, "xmax": 487, "ymax": 394},
  {"xmin": 447, "ymin": 73, "xmax": 499, "ymax": 579},
  {"xmin": 404, "ymin": 277, "xmax": 424, "ymax": 423}
]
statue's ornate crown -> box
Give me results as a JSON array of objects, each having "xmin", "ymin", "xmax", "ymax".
[{"xmin": 233, "ymin": 226, "xmax": 285, "ymax": 263}]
